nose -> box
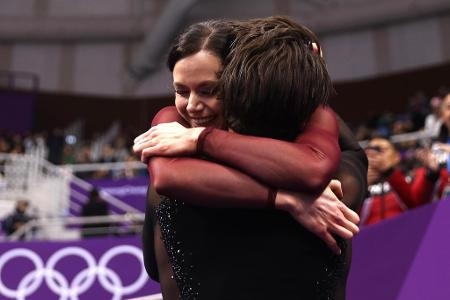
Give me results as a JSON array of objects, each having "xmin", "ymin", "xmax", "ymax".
[{"xmin": 186, "ymin": 93, "xmax": 204, "ymax": 113}]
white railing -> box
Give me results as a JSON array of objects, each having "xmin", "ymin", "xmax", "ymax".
[
  {"xmin": 5, "ymin": 213, "xmax": 145, "ymax": 241},
  {"xmin": 67, "ymin": 161, "xmax": 146, "ymax": 173},
  {"xmin": 359, "ymin": 129, "xmax": 434, "ymax": 148},
  {"xmin": 0, "ymin": 152, "xmax": 70, "ymax": 217},
  {"xmin": 0, "ymin": 152, "xmax": 148, "ymax": 240}
]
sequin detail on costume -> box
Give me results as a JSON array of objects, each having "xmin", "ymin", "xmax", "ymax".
[
  {"xmin": 156, "ymin": 196, "xmax": 200, "ymax": 300},
  {"xmin": 316, "ymin": 238, "xmax": 347, "ymax": 300}
]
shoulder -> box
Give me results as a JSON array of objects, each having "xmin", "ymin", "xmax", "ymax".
[{"xmin": 152, "ymin": 106, "xmax": 189, "ymax": 127}]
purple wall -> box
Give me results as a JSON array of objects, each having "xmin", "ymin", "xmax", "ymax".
[
  {"xmin": 348, "ymin": 199, "xmax": 450, "ymax": 300},
  {"xmin": 89, "ymin": 177, "xmax": 148, "ymax": 213},
  {"xmin": 0, "ymin": 91, "xmax": 34, "ymax": 134}
]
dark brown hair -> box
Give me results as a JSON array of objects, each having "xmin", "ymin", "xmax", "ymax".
[
  {"xmin": 220, "ymin": 16, "xmax": 334, "ymax": 140},
  {"xmin": 167, "ymin": 20, "xmax": 236, "ymax": 72}
]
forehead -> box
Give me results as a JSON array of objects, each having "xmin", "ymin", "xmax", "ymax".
[
  {"xmin": 368, "ymin": 138, "xmax": 392, "ymax": 149},
  {"xmin": 173, "ymin": 50, "xmax": 222, "ymax": 85}
]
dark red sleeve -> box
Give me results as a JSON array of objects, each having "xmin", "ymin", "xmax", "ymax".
[
  {"xmin": 198, "ymin": 106, "xmax": 340, "ymax": 193},
  {"xmin": 148, "ymin": 106, "xmax": 273, "ymax": 208},
  {"xmin": 409, "ymin": 168, "xmax": 436, "ymax": 207},
  {"xmin": 387, "ymin": 167, "xmax": 435, "ymax": 208},
  {"xmin": 147, "ymin": 105, "xmax": 339, "ymax": 208},
  {"xmin": 149, "ymin": 157, "xmax": 274, "ymax": 208}
]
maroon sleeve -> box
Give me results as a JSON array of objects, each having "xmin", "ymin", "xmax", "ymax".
[
  {"xmin": 149, "ymin": 157, "xmax": 274, "ymax": 208},
  {"xmin": 148, "ymin": 106, "xmax": 274, "ymax": 208},
  {"xmin": 197, "ymin": 106, "xmax": 340, "ymax": 193},
  {"xmin": 147, "ymin": 105, "xmax": 339, "ymax": 208}
]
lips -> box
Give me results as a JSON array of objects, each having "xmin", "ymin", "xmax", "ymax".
[{"xmin": 190, "ymin": 116, "xmax": 216, "ymax": 127}]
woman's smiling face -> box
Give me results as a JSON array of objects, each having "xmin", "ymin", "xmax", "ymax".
[{"xmin": 173, "ymin": 50, "xmax": 225, "ymax": 129}]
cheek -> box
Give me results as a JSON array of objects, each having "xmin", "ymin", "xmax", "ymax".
[
  {"xmin": 175, "ymin": 97, "xmax": 189, "ymax": 120},
  {"xmin": 175, "ymin": 96, "xmax": 186, "ymax": 113}
]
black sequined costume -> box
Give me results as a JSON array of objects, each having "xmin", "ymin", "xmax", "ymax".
[{"xmin": 156, "ymin": 196, "xmax": 348, "ymax": 300}]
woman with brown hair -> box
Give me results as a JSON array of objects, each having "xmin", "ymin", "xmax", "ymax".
[{"xmin": 135, "ymin": 16, "xmax": 366, "ymax": 299}]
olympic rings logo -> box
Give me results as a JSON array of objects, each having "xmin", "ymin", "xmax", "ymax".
[{"xmin": 0, "ymin": 245, "xmax": 149, "ymax": 300}]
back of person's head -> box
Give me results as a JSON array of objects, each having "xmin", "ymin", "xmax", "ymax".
[
  {"xmin": 167, "ymin": 20, "xmax": 237, "ymax": 72},
  {"xmin": 220, "ymin": 16, "xmax": 333, "ymax": 140},
  {"xmin": 16, "ymin": 199, "xmax": 29, "ymax": 213},
  {"xmin": 89, "ymin": 188, "xmax": 101, "ymax": 202}
]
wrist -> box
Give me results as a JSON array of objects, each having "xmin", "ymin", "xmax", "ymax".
[
  {"xmin": 190, "ymin": 127, "xmax": 205, "ymax": 152},
  {"xmin": 196, "ymin": 127, "xmax": 214, "ymax": 154},
  {"xmin": 274, "ymin": 191, "xmax": 291, "ymax": 211},
  {"xmin": 266, "ymin": 188, "xmax": 277, "ymax": 209}
]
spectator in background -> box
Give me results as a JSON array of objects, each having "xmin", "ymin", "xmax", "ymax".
[
  {"xmin": 360, "ymin": 137, "xmax": 437, "ymax": 226},
  {"xmin": 62, "ymin": 145, "xmax": 76, "ymax": 164},
  {"xmin": 0, "ymin": 137, "xmax": 9, "ymax": 152},
  {"xmin": 424, "ymin": 96, "xmax": 442, "ymax": 138},
  {"xmin": 112, "ymin": 135, "xmax": 130, "ymax": 162},
  {"xmin": 8, "ymin": 134, "xmax": 24, "ymax": 154},
  {"xmin": 436, "ymin": 91, "xmax": 450, "ymax": 144},
  {"xmin": 429, "ymin": 91, "xmax": 450, "ymax": 199},
  {"xmin": 47, "ymin": 128, "xmax": 64, "ymax": 164},
  {"xmin": 407, "ymin": 91, "xmax": 429, "ymax": 132},
  {"xmin": 2, "ymin": 199, "xmax": 32, "ymax": 237},
  {"xmin": 81, "ymin": 188, "xmax": 110, "ymax": 238}
]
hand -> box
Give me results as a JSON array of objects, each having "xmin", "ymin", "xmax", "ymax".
[
  {"xmin": 275, "ymin": 180, "xmax": 360, "ymax": 255},
  {"xmin": 416, "ymin": 148, "xmax": 439, "ymax": 172},
  {"xmin": 132, "ymin": 122, "xmax": 204, "ymax": 162},
  {"xmin": 367, "ymin": 166, "xmax": 381, "ymax": 185},
  {"xmin": 433, "ymin": 143, "xmax": 450, "ymax": 153},
  {"xmin": 368, "ymin": 151, "xmax": 399, "ymax": 173}
]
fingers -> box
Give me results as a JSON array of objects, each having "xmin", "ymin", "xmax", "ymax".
[
  {"xmin": 320, "ymin": 231, "xmax": 341, "ymax": 255},
  {"xmin": 133, "ymin": 128, "xmax": 154, "ymax": 144},
  {"xmin": 334, "ymin": 204, "xmax": 360, "ymax": 235},
  {"xmin": 340, "ymin": 205, "xmax": 360, "ymax": 226},
  {"xmin": 325, "ymin": 204, "xmax": 359, "ymax": 238},
  {"xmin": 329, "ymin": 223, "xmax": 354, "ymax": 240},
  {"xmin": 328, "ymin": 209, "xmax": 359, "ymax": 238},
  {"xmin": 337, "ymin": 217, "xmax": 359, "ymax": 235},
  {"xmin": 133, "ymin": 138, "xmax": 157, "ymax": 155},
  {"xmin": 141, "ymin": 146, "xmax": 158, "ymax": 163},
  {"xmin": 329, "ymin": 180, "xmax": 343, "ymax": 199}
]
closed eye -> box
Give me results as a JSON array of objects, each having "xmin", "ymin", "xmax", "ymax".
[
  {"xmin": 198, "ymin": 86, "xmax": 218, "ymax": 97},
  {"xmin": 198, "ymin": 89, "xmax": 215, "ymax": 97},
  {"xmin": 175, "ymin": 89, "xmax": 190, "ymax": 98}
]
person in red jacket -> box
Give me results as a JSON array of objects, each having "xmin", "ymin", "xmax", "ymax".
[
  {"xmin": 429, "ymin": 90, "xmax": 450, "ymax": 200},
  {"xmin": 361, "ymin": 137, "xmax": 437, "ymax": 226}
]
